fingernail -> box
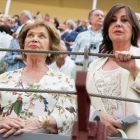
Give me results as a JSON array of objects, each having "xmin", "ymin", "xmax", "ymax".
[{"xmin": 3, "ymin": 135, "xmax": 7, "ymax": 138}]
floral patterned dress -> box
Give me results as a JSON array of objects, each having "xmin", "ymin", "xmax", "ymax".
[{"xmin": 0, "ymin": 68, "xmax": 77, "ymax": 134}]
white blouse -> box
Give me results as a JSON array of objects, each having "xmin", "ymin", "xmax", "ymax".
[
  {"xmin": 0, "ymin": 68, "xmax": 77, "ymax": 134},
  {"xmin": 93, "ymin": 67, "xmax": 124, "ymax": 119}
]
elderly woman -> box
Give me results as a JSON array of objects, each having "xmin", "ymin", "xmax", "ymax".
[
  {"xmin": 0, "ymin": 20, "xmax": 77, "ymax": 138},
  {"xmin": 87, "ymin": 5, "xmax": 140, "ymax": 138}
]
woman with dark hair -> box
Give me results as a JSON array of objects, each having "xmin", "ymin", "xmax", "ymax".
[
  {"xmin": 87, "ymin": 5, "xmax": 140, "ymax": 138},
  {"xmin": 0, "ymin": 20, "xmax": 76, "ymax": 138}
]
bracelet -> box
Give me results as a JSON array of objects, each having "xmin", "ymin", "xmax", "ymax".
[
  {"xmin": 37, "ymin": 116, "xmax": 50, "ymax": 127},
  {"xmin": 42, "ymin": 116, "xmax": 50, "ymax": 127}
]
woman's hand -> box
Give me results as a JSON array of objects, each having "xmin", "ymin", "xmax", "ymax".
[
  {"xmin": 15, "ymin": 55, "xmax": 23, "ymax": 60},
  {"xmin": 100, "ymin": 111, "xmax": 124, "ymax": 137},
  {"xmin": 13, "ymin": 117, "xmax": 42, "ymax": 136},
  {"xmin": 0, "ymin": 116, "xmax": 25, "ymax": 138},
  {"xmin": 114, "ymin": 51, "xmax": 140, "ymax": 79}
]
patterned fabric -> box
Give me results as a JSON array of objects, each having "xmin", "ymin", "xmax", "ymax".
[
  {"xmin": 3, "ymin": 38, "xmax": 26, "ymax": 72},
  {"xmin": 0, "ymin": 68, "xmax": 77, "ymax": 134},
  {"xmin": 94, "ymin": 67, "xmax": 124, "ymax": 119},
  {"xmin": 70, "ymin": 27, "xmax": 103, "ymax": 64}
]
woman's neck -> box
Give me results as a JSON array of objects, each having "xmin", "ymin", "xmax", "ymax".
[
  {"xmin": 25, "ymin": 56, "xmax": 48, "ymax": 72},
  {"xmin": 112, "ymin": 42, "xmax": 131, "ymax": 54}
]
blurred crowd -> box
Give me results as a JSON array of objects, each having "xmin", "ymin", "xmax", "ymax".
[{"xmin": 0, "ymin": 10, "xmax": 90, "ymax": 75}]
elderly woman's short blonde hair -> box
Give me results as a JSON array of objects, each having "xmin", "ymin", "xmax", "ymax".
[{"xmin": 18, "ymin": 20, "xmax": 61, "ymax": 65}]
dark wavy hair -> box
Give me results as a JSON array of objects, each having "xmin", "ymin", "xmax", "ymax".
[
  {"xmin": 99, "ymin": 5, "xmax": 140, "ymax": 54},
  {"xmin": 18, "ymin": 20, "xmax": 60, "ymax": 65}
]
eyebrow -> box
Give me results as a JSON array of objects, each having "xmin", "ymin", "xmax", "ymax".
[
  {"xmin": 27, "ymin": 31, "xmax": 47, "ymax": 34},
  {"xmin": 112, "ymin": 15, "xmax": 127, "ymax": 18}
]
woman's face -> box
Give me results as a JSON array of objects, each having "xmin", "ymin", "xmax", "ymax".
[
  {"xmin": 108, "ymin": 8, "xmax": 133, "ymax": 45},
  {"xmin": 24, "ymin": 26, "xmax": 50, "ymax": 57}
]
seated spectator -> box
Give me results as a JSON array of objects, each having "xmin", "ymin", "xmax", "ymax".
[
  {"xmin": 75, "ymin": 20, "xmax": 88, "ymax": 33},
  {"xmin": 44, "ymin": 13, "xmax": 50, "ymax": 22},
  {"xmin": 11, "ymin": 18, "xmax": 20, "ymax": 33},
  {"xmin": 61, "ymin": 20, "xmax": 78, "ymax": 52},
  {"xmin": 14, "ymin": 10, "xmax": 33, "ymax": 38},
  {"xmin": 13, "ymin": 14, "xmax": 21, "ymax": 26},
  {"xmin": 3, "ymin": 24, "xmax": 27, "ymax": 72},
  {"xmin": 3, "ymin": 38, "xmax": 26, "ymax": 72},
  {"xmin": 50, "ymin": 18, "xmax": 60, "ymax": 36},
  {"xmin": 0, "ymin": 20, "xmax": 76, "ymax": 138},
  {"xmin": 0, "ymin": 15, "xmax": 4, "ymax": 26},
  {"xmin": 36, "ymin": 11, "xmax": 43, "ymax": 20},
  {"xmin": 70, "ymin": 9, "xmax": 104, "ymax": 80},
  {"xmin": 48, "ymin": 40, "xmax": 75, "ymax": 76},
  {"xmin": 0, "ymin": 25, "xmax": 13, "ymax": 60},
  {"xmin": 0, "ymin": 24, "xmax": 11, "ymax": 34}
]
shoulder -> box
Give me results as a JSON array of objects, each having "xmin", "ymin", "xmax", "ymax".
[
  {"xmin": 76, "ymin": 30, "xmax": 90, "ymax": 39},
  {"xmin": 65, "ymin": 56, "xmax": 75, "ymax": 66},
  {"xmin": 0, "ymin": 69, "xmax": 22, "ymax": 83},
  {"xmin": 88, "ymin": 57, "xmax": 106, "ymax": 71},
  {"xmin": 89, "ymin": 57, "xmax": 105, "ymax": 67}
]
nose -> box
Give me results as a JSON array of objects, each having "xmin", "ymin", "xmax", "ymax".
[
  {"xmin": 116, "ymin": 20, "xmax": 121, "ymax": 27},
  {"xmin": 32, "ymin": 36, "xmax": 38, "ymax": 43}
]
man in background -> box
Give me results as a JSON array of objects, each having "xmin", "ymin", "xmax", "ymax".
[
  {"xmin": 75, "ymin": 20, "xmax": 88, "ymax": 33},
  {"xmin": 70, "ymin": 9, "xmax": 105, "ymax": 79},
  {"xmin": 48, "ymin": 40, "xmax": 75, "ymax": 76}
]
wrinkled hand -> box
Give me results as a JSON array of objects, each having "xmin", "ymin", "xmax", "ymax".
[
  {"xmin": 100, "ymin": 111, "xmax": 124, "ymax": 137},
  {"xmin": 114, "ymin": 51, "xmax": 140, "ymax": 79},
  {"xmin": 13, "ymin": 117, "xmax": 42, "ymax": 136},
  {"xmin": 0, "ymin": 116, "xmax": 25, "ymax": 138}
]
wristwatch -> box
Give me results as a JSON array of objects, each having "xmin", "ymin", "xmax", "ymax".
[{"xmin": 38, "ymin": 116, "xmax": 44, "ymax": 122}]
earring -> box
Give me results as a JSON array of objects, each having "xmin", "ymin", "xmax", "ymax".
[{"xmin": 48, "ymin": 53, "xmax": 51, "ymax": 57}]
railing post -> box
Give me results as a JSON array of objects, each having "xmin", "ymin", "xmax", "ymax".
[{"xmin": 71, "ymin": 71, "xmax": 108, "ymax": 140}]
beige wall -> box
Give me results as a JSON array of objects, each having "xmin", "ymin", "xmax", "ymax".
[
  {"xmin": 98, "ymin": 0, "xmax": 140, "ymax": 13},
  {"xmin": 0, "ymin": 0, "xmax": 140, "ymax": 23},
  {"xmin": 0, "ymin": 0, "xmax": 90, "ymax": 23}
]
